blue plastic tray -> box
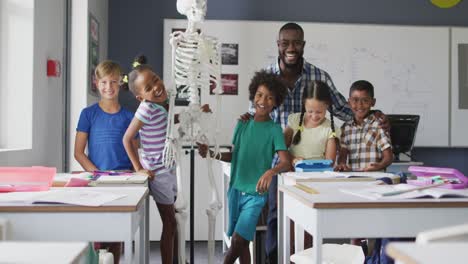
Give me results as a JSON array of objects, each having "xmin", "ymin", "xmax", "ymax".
[{"xmin": 295, "ymin": 159, "xmax": 333, "ymax": 172}]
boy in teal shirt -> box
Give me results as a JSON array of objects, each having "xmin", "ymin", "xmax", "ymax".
[{"xmin": 198, "ymin": 70, "xmax": 290, "ymax": 264}]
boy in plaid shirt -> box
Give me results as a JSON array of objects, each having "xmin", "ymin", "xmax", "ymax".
[{"xmin": 336, "ymin": 80, "xmax": 393, "ymax": 172}]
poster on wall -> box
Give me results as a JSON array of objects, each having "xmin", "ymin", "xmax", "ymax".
[
  {"xmin": 88, "ymin": 13, "xmax": 99, "ymax": 97},
  {"xmin": 210, "ymin": 74, "xmax": 238, "ymax": 95},
  {"xmin": 221, "ymin": 43, "xmax": 238, "ymax": 65}
]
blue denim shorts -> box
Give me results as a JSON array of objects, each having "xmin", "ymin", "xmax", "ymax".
[{"xmin": 227, "ymin": 187, "xmax": 267, "ymax": 241}]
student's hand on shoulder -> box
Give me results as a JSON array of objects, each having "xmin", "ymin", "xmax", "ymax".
[
  {"xmin": 200, "ymin": 104, "xmax": 212, "ymax": 113},
  {"xmin": 137, "ymin": 169, "xmax": 154, "ymax": 180},
  {"xmin": 374, "ymin": 111, "xmax": 390, "ymax": 133},
  {"xmin": 256, "ymin": 170, "xmax": 275, "ymax": 194},
  {"xmin": 238, "ymin": 112, "xmax": 252, "ymax": 122}
]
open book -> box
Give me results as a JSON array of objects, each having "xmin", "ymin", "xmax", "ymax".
[
  {"xmin": 282, "ymin": 171, "xmax": 396, "ymax": 186},
  {"xmin": 340, "ymin": 184, "xmax": 468, "ymax": 200},
  {"xmin": 54, "ymin": 172, "xmax": 147, "ymax": 187},
  {"xmin": 0, "ymin": 189, "xmax": 126, "ymax": 206}
]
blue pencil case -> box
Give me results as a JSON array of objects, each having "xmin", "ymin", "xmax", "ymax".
[{"xmin": 294, "ymin": 159, "xmax": 333, "ymax": 172}]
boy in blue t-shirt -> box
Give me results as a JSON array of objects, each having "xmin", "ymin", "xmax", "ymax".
[
  {"xmin": 74, "ymin": 60, "xmax": 138, "ymax": 261},
  {"xmin": 75, "ymin": 60, "xmax": 137, "ymax": 171},
  {"xmin": 198, "ymin": 70, "xmax": 290, "ymax": 264}
]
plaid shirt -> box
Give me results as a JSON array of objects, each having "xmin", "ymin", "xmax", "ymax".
[
  {"xmin": 249, "ymin": 58, "xmax": 353, "ymax": 129},
  {"xmin": 340, "ymin": 113, "xmax": 392, "ymax": 171}
]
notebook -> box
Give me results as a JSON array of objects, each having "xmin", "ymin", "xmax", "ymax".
[
  {"xmin": 0, "ymin": 189, "xmax": 126, "ymax": 206},
  {"xmin": 283, "ymin": 171, "xmax": 396, "ymax": 186},
  {"xmin": 340, "ymin": 184, "xmax": 468, "ymax": 200}
]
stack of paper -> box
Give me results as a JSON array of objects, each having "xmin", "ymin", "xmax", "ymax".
[
  {"xmin": 0, "ymin": 189, "xmax": 126, "ymax": 206},
  {"xmin": 282, "ymin": 171, "xmax": 396, "ymax": 186}
]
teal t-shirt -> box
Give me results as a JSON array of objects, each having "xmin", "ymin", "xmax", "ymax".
[{"xmin": 230, "ymin": 119, "xmax": 287, "ymax": 194}]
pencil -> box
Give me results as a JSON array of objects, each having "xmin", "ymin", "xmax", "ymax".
[{"xmin": 295, "ymin": 183, "xmax": 320, "ymax": 194}]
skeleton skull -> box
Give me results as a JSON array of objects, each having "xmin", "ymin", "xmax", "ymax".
[{"xmin": 176, "ymin": 0, "xmax": 207, "ymax": 23}]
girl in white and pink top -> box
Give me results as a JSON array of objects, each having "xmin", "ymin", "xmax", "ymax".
[
  {"xmin": 122, "ymin": 55, "xmax": 210, "ymax": 263},
  {"xmin": 122, "ymin": 56, "xmax": 177, "ymax": 264}
]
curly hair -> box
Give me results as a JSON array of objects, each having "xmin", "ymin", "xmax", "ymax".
[{"xmin": 248, "ymin": 70, "xmax": 288, "ymax": 107}]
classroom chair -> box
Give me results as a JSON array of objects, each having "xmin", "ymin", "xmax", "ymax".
[
  {"xmin": 290, "ymin": 243, "xmax": 365, "ymax": 264},
  {"xmin": 416, "ymin": 223, "xmax": 468, "ymax": 243}
]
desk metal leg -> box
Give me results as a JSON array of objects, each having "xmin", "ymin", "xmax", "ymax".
[
  {"xmin": 295, "ymin": 224, "xmax": 305, "ymax": 253},
  {"xmin": 136, "ymin": 195, "xmax": 149, "ymax": 263},
  {"xmin": 312, "ymin": 214, "xmax": 323, "ymax": 264},
  {"xmin": 135, "ymin": 195, "xmax": 148, "ymax": 264},
  {"xmin": 145, "ymin": 195, "xmax": 149, "ymax": 263},
  {"xmin": 136, "ymin": 221, "xmax": 141, "ymax": 264},
  {"xmin": 278, "ymin": 190, "xmax": 290, "ymax": 264},
  {"xmin": 124, "ymin": 234, "xmax": 133, "ymax": 264}
]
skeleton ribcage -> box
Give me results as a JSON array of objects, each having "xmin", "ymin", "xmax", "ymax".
[{"xmin": 172, "ymin": 31, "xmax": 222, "ymax": 105}]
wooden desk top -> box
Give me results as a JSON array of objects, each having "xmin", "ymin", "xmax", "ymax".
[
  {"xmin": 0, "ymin": 187, "xmax": 149, "ymax": 212},
  {"xmin": 386, "ymin": 242, "xmax": 468, "ymax": 264},
  {"xmin": 279, "ymin": 182, "xmax": 468, "ymax": 209}
]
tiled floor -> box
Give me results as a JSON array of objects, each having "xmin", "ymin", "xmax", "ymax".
[{"xmin": 149, "ymin": 241, "xmax": 224, "ymax": 264}]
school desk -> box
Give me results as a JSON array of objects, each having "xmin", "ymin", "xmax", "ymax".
[
  {"xmin": 385, "ymin": 242, "xmax": 468, "ymax": 264},
  {"xmin": 278, "ymin": 182, "xmax": 468, "ymax": 264},
  {"xmin": 279, "ymin": 171, "xmax": 401, "ymax": 254},
  {"xmin": 0, "ymin": 187, "xmax": 149, "ymax": 264},
  {"xmin": 0, "ymin": 241, "xmax": 89, "ymax": 263}
]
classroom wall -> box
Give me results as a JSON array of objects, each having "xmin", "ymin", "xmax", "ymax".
[
  {"xmin": 69, "ymin": 0, "xmax": 108, "ymax": 171},
  {"xmin": 109, "ymin": 0, "xmax": 468, "ymax": 175}
]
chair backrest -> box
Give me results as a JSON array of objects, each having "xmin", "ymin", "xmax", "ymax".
[{"xmin": 416, "ymin": 223, "xmax": 468, "ymax": 243}]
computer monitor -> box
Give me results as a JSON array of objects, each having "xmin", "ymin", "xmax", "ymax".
[{"xmin": 387, "ymin": 114, "xmax": 420, "ymax": 161}]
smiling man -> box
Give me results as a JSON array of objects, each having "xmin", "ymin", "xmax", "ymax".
[{"xmin": 263, "ymin": 22, "xmax": 354, "ymax": 264}]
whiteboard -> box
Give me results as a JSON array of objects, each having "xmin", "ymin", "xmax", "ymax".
[
  {"xmin": 451, "ymin": 27, "xmax": 468, "ymax": 147},
  {"xmin": 164, "ymin": 19, "xmax": 450, "ymax": 146}
]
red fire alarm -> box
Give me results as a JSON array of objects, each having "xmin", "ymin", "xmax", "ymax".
[{"xmin": 47, "ymin": 59, "xmax": 61, "ymax": 77}]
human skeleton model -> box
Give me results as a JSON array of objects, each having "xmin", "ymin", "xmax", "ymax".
[{"xmin": 162, "ymin": 0, "xmax": 222, "ymax": 263}]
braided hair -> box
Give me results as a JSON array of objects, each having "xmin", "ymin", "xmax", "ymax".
[{"xmin": 292, "ymin": 80, "xmax": 336, "ymax": 145}]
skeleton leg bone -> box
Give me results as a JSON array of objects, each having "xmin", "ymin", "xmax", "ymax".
[{"xmin": 173, "ymin": 140, "xmax": 188, "ymax": 264}]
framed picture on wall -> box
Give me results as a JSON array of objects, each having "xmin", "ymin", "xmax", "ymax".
[
  {"xmin": 88, "ymin": 13, "xmax": 99, "ymax": 96},
  {"xmin": 221, "ymin": 43, "xmax": 239, "ymax": 65},
  {"xmin": 210, "ymin": 74, "xmax": 238, "ymax": 95},
  {"xmin": 174, "ymin": 86, "xmax": 201, "ymax": 106}
]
